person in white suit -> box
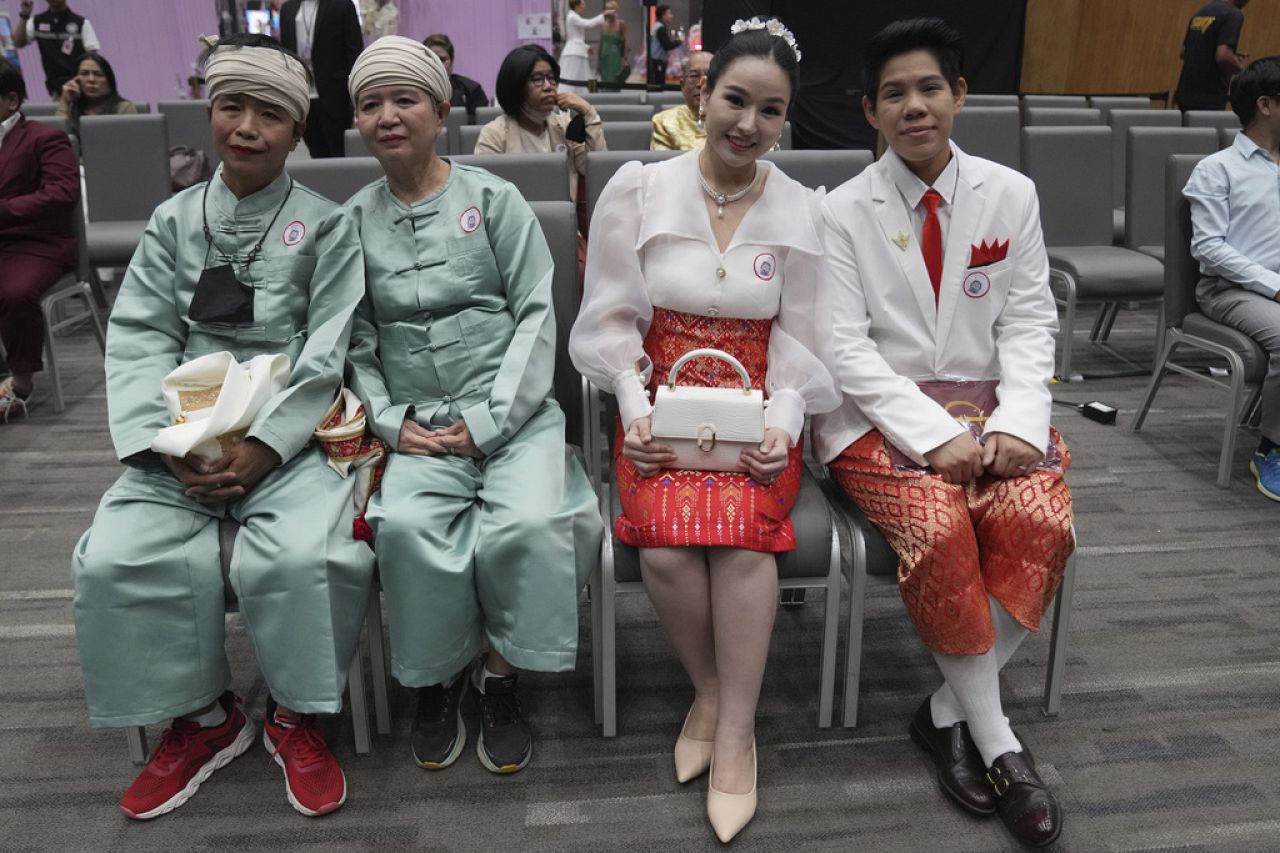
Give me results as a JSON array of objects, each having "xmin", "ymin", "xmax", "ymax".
[{"xmin": 812, "ymin": 18, "xmax": 1073, "ymax": 849}]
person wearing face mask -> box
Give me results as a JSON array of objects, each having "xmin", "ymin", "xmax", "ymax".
[
  {"xmin": 571, "ymin": 19, "xmax": 838, "ymax": 843},
  {"xmin": 55, "ymin": 53, "xmax": 138, "ymax": 126},
  {"xmin": 423, "ymin": 33, "xmax": 488, "ymax": 122},
  {"xmin": 342, "ymin": 36, "xmax": 602, "ymax": 777},
  {"xmin": 70, "ymin": 34, "xmax": 373, "ymax": 823}
]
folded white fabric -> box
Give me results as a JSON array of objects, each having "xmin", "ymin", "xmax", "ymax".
[{"xmin": 151, "ymin": 351, "xmax": 290, "ymax": 462}]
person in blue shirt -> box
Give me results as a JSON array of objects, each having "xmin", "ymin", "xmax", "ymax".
[{"xmin": 1185, "ymin": 55, "xmax": 1280, "ymax": 500}]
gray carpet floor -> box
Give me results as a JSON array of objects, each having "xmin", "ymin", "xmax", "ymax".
[{"xmin": 2, "ymin": 303, "xmax": 1278, "ymax": 852}]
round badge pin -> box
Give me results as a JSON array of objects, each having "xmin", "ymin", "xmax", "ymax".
[
  {"xmin": 281, "ymin": 220, "xmax": 306, "ymax": 247},
  {"xmin": 459, "ymin": 206, "xmax": 482, "ymax": 233},
  {"xmin": 753, "ymin": 252, "xmax": 777, "ymax": 281},
  {"xmin": 554, "ymin": 143, "xmax": 568, "ymax": 153},
  {"xmin": 963, "ymin": 270, "xmax": 991, "ymax": 299}
]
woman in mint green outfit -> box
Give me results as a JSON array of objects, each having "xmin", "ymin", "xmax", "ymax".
[{"xmin": 343, "ymin": 37, "xmax": 602, "ymax": 776}]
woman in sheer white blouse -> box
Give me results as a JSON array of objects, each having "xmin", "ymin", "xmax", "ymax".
[{"xmin": 569, "ymin": 21, "xmax": 837, "ymax": 843}]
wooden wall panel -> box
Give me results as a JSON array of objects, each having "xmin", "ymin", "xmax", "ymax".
[{"xmin": 1021, "ymin": 0, "xmax": 1280, "ymax": 96}]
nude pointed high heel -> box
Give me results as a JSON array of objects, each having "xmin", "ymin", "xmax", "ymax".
[
  {"xmin": 706, "ymin": 740, "xmax": 757, "ymax": 843},
  {"xmin": 674, "ymin": 706, "xmax": 715, "ymax": 783}
]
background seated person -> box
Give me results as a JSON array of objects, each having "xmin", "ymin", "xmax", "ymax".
[
  {"xmin": 56, "ymin": 52, "xmax": 139, "ymax": 124},
  {"xmin": 1184, "ymin": 55, "xmax": 1280, "ymax": 501},
  {"xmin": 651, "ymin": 48, "xmax": 712, "ymax": 151},
  {"xmin": 424, "ymin": 33, "xmax": 488, "ymax": 121},
  {"xmin": 0, "ymin": 56, "xmax": 80, "ymax": 419}
]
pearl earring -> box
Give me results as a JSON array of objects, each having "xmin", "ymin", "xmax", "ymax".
[{"xmin": 696, "ymin": 104, "xmax": 705, "ymax": 131}]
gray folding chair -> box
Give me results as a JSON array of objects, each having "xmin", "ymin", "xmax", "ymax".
[
  {"xmin": 1022, "ymin": 94, "xmax": 1088, "ymax": 110},
  {"xmin": 1218, "ymin": 126, "xmax": 1238, "ymax": 150},
  {"xmin": 453, "ymin": 153, "xmax": 570, "ymax": 201},
  {"xmin": 1130, "ymin": 154, "xmax": 1266, "ymax": 488},
  {"xmin": 473, "ymin": 105, "xmax": 504, "ymax": 126},
  {"xmin": 126, "ymin": 519, "xmax": 388, "ymax": 763},
  {"xmin": 42, "ymin": 181, "xmax": 106, "ymax": 413},
  {"xmin": 1088, "ymin": 95, "xmax": 1151, "ymax": 121},
  {"xmin": 584, "ymin": 91, "xmax": 646, "ymax": 105},
  {"xmin": 1022, "ymin": 126, "xmax": 1164, "ymax": 380},
  {"xmin": 443, "ymin": 107, "xmax": 468, "ymax": 154},
  {"xmin": 1183, "ymin": 110, "xmax": 1241, "ymax": 131},
  {"xmin": 80, "ymin": 114, "xmax": 172, "ymax": 268},
  {"xmin": 1108, "ymin": 108, "xmax": 1181, "ymax": 238},
  {"xmin": 1123, "ymin": 127, "xmax": 1219, "ymax": 261},
  {"xmin": 585, "ymin": 149, "xmax": 679, "ymax": 223},
  {"xmin": 27, "ymin": 113, "xmax": 70, "ymax": 135},
  {"xmin": 594, "ymin": 104, "xmax": 655, "ymax": 123},
  {"xmin": 963, "ymin": 93, "xmax": 1019, "ymax": 107},
  {"xmin": 21, "ymin": 101, "xmax": 58, "ymax": 116},
  {"xmin": 156, "ymin": 100, "xmax": 218, "ymax": 167},
  {"xmin": 952, "ymin": 106, "xmax": 1021, "ymax": 170},
  {"xmin": 286, "ymin": 157, "xmax": 384, "ymax": 204},
  {"xmin": 645, "ymin": 90, "xmax": 686, "ymax": 108},
  {"xmin": 819, "ymin": 477, "xmax": 1079, "ymax": 726},
  {"xmin": 601, "ymin": 120, "xmax": 656, "ymax": 150},
  {"xmin": 762, "ymin": 148, "xmax": 873, "ymax": 192},
  {"xmin": 1023, "ymin": 107, "xmax": 1103, "ymax": 126},
  {"xmin": 458, "ymin": 124, "xmax": 483, "ymax": 154}
]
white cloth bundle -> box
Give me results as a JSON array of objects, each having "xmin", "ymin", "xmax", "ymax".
[{"xmin": 150, "ymin": 351, "xmax": 290, "ymax": 462}]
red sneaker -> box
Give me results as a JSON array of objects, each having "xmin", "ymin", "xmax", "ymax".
[
  {"xmin": 119, "ymin": 692, "xmax": 255, "ymax": 820},
  {"xmin": 262, "ymin": 707, "xmax": 347, "ymax": 817}
]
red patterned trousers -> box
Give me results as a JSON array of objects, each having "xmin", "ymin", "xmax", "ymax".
[{"xmin": 829, "ymin": 429, "xmax": 1074, "ymax": 656}]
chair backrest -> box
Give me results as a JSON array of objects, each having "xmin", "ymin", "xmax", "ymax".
[
  {"xmin": 133, "ymin": 103, "xmax": 152, "ymax": 114},
  {"xmin": 646, "ymin": 91, "xmax": 685, "ymax": 108},
  {"xmin": 286, "ymin": 157, "xmax": 384, "ymax": 204},
  {"xmin": 1023, "ymin": 94, "xmax": 1089, "ymax": 109},
  {"xmin": 474, "ymin": 105, "xmax": 504, "ymax": 125},
  {"xmin": 1183, "ymin": 110, "xmax": 1240, "ymax": 130},
  {"xmin": 1088, "ymin": 95, "xmax": 1151, "ymax": 120},
  {"xmin": 585, "ymin": 149, "xmax": 679, "ymax": 223},
  {"xmin": 1023, "ymin": 107, "xmax": 1103, "ymax": 126},
  {"xmin": 80, "ymin": 114, "xmax": 171, "ymax": 222},
  {"xmin": 156, "ymin": 100, "xmax": 218, "ymax": 167},
  {"xmin": 1022, "ymin": 125, "xmax": 1112, "ymax": 246},
  {"xmin": 952, "ymin": 106, "xmax": 1021, "ymax": 170},
  {"xmin": 963, "ymin": 93, "xmax": 1019, "ymax": 107},
  {"xmin": 584, "ymin": 91, "xmax": 646, "ymax": 105},
  {"xmin": 458, "ymin": 124, "xmax": 484, "ymax": 154},
  {"xmin": 527, "ymin": 200, "xmax": 583, "ymax": 446},
  {"xmin": 1108, "ymin": 108, "xmax": 1181, "ymax": 207},
  {"xmin": 452, "ymin": 153, "xmax": 571, "ymax": 201},
  {"xmin": 601, "ymin": 120, "xmax": 656, "ymax": 150},
  {"xmin": 344, "ymin": 126, "xmax": 445, "ymax": 157},
  {"xmin": 1218, "ymin": 126, "xmax": 1237, "ymax": 149},
  {"xmin": 762, "ymin": 149, "xmax": 874, "ymax": 192},
  {"xmin": 21, "ymin": 102, "xmax": 58, "ymax": 116},
  {"xmin": 1124, "ymin": 126, "xmax": 1218, "ymax": 250},
  {"xmin": 444, "ymin": 107, "xmax": 468, "ymax": 154},
  {"xmin": 594, "ymin": 104, "xmax": 655, "ymax": 123},
  {"xmin": 27, "ymin": 114, "xmax": 71, "ymax": 135},
  {"xmin": 1164, "ymin": 153, "xmax": 1210, "ymax": 328}
]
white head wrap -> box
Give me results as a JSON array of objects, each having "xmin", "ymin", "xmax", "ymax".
[
  {"xmin": 348, "ymin": 35, "xmax": 451, "ymax": 105},
  {"xmin": 205, "ymin": 44, "xmax": 310, "ymax": 123}
]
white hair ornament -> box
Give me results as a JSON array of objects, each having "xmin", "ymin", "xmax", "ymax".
[{"xmin": 729, "ymin": 17, "xmax": 802, "ymax": 63}]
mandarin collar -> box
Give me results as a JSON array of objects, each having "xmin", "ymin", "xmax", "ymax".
[
  {"xmin": 207, "ymin": 165, "xmax": 294, "ymax": 219},
  {"xmin": 636, "ymin": 149, "xmax": 824, "ymax": 256}
]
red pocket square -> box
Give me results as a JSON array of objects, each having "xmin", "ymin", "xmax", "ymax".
[{"xmin": 968, "ymin": 239, "xmax": 1009, "ymax": 268}]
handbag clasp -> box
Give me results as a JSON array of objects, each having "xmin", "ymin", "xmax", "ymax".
[{"xmin": 696, "ymin": 423, "xmax": 716, "ymax": 452}]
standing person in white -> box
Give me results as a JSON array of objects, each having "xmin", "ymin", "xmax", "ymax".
[
  {"xmin": 559, "ymin": 0, "xmax": 614, "ymax": 94},
  {"xmin": 812, "ymin": 18, "xmax": 1072, "ymax": 849}
]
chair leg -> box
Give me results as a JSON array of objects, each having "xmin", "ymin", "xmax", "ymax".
[
  {"xmin": 816, "ymin": 520, "xmax": 841, "ymax": 729},
  {"xmin": 1042, "ymin": 530, "xmax": 1078, "ymax": 717},
  {"xmin": 347, "ymin": 645, "xmax": 371, "ymax": 756},
  {"xmin": 366, "ymin": 586, "xmax": 391, "ymax": 736},
  {"xmin": 41, "ymin": 313, "xmax": 66, "ymax": 414},
  {"xmin": 600, "ymin": 528, "xmax": 619, "ymax": 738},
  {"xmin": 1097, "ymin": 302, "xmax": 1121, "ymax": 342},
  {"xmin": 1052, "ymin": 270, "xmax": 1080, "ymax": 382},
  {"xmin": 590, "ymin": 563, "xmax": 604, "ymax": 726},
  {"xmin": 127, "ymin": 726, "xmax": 149, "ymax": 765},
  {"xmin": 841, "ymin": 517, "xmax": 869, "ymax": 728},
  {"xmin": 1087, "ymin": 302, "xmax": 1112, "ymax": 342},
  {"xmin": 1128, "ymin": 335, "xmax": 1177, "ymax": 432},
  {"xmin": 1218, "ymin": 350, "xmax": 1249, "ymax": 489}
]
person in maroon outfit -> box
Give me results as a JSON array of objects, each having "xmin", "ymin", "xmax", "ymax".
[{"xmin": 0, "ymin": 57, "xmax": 80, "ymax": 419}]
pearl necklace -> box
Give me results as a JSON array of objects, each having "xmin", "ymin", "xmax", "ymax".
[{"xmin": 697, "ymin": 164, "xmax": 759, "ymax": 218}]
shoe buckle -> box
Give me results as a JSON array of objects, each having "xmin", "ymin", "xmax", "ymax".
[{"xmin": 986, "ymin": 767, "xmax": 1010, "ymax": 797}]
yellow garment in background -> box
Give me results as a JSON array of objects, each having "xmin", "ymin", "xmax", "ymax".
[{"xmin": 650, "ymin": 104, "xmax": 705, "ymax": 151}]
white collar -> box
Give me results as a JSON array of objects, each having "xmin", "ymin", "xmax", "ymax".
[
  {"xmin": 884, "ymin": 140, "xmax": 960, "ymax": 208},
  {"xmin": 635, "ymin": 149, "xmax": 824, "ymax": 256},
  {"xmin": 0, "ymin": 111, "xmax": 21, "ymax": 144}
]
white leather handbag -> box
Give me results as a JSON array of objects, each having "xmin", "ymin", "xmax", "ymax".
[
  {"xmin": 150, "ymin": 351, "xmax": 290, "ymax": 462},
  {"xmin": 650, "ymin": 348, "xmax": 765, "ymax": 472}
]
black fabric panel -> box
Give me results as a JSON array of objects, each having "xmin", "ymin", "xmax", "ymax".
[{"xmin": 702, "ymin": 1, "xmax": 1027, "ymax": 150}]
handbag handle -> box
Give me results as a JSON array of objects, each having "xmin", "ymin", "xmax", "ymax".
[{"xmin": 666, "ymin": 348, "xmax": 753, "ymax": 394}]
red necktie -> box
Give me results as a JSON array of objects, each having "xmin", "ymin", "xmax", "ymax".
[{"xmin": 921, "ymin": 189, "xmax": 943, "ymax": 304}]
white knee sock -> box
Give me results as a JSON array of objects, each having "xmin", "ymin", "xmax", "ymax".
[
  {"xmin": 186, "ymin": 702, "xmax": 227, "ymax": 729},
  {"xmin": 930, "ymin": 595, "xmax": 1030, "ymax": 727}
]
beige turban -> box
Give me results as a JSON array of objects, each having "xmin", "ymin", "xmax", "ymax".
[
  {"xmin": 348, "ymin": 35, "xmax": 451, "ymax": 105},
  {"xmin": 205, "ymin": 44, "xmax": 310, "ymax": 123}
]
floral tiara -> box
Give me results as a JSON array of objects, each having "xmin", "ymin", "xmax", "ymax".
[{"xmin": 729, "ymin": 17, "xmax": 802, "ymax": 63}]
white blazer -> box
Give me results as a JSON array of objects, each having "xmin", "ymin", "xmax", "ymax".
[{"xmin": 812, "ymin": 144, "xmax": 1058, "ymax": 466}]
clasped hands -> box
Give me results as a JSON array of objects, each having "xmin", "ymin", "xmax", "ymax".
[
  {"xmin": 623, "ymin": 417, "xmax": 789, "ymax": 483},
  {"xmin": 398, "ymin": 418, "xmax": 484, "ymax": 459},
  {"xmin": 924, "ymin": 431, "xmax": 1043, "ymax": 485},
  {"xmin": 163, "ymin": 438, "xmax": 281, "ymax": 502}
]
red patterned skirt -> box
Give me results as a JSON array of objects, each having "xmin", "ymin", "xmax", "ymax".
[{"xmin": 613, "ymin": 308, "xmax": 802, "ymax": 552}]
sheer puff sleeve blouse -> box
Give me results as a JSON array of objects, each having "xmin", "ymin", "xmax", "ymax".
[{"xmin": 570, "ymin": 150, "xmax": 840, "ymax": 444}]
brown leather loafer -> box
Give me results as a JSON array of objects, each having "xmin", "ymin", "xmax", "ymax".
[
  {"xmin": 987, "ymin": 750, "xmax": 1063, "ymax": 847},
  {"xmin": 908, "ymin": 697, "xmax": 996, "ymax": 815}
]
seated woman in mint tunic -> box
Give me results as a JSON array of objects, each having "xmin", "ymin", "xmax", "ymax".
[{"xmin": 343, "ymin": 36, "xmax": 602, "ymax": 777}]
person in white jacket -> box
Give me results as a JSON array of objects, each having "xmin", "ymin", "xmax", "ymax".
[
  {"xmin": 559, "ymin": 0, "xmax": 613, "ymax": 94},
  {"xmin": 813, "ymin": 18, "xmax": 1072, "ymax": 849}
]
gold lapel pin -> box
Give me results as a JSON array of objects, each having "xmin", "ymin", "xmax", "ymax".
[{"xmin": 892, "ymin": 231, "xmax": 910, "ymax": 251}]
